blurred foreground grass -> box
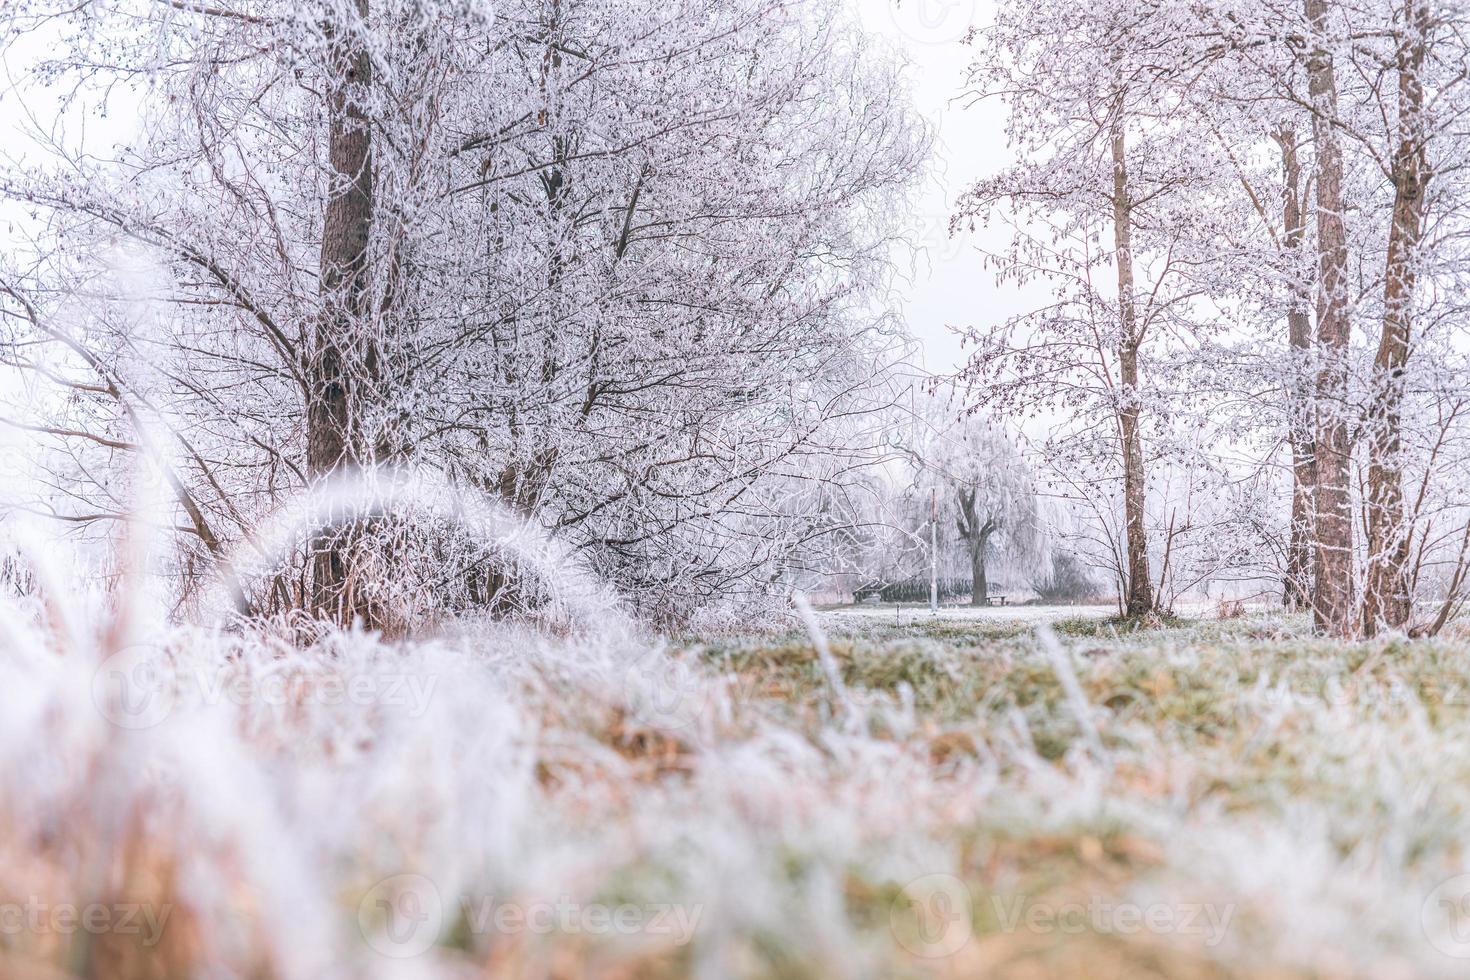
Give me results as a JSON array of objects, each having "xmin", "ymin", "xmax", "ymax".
[{"xmin": 5, "ymin": 607, "xmax": 1470, "ymax": 978}]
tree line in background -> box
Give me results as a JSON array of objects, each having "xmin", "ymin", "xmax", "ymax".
[
  {"xmin": 5, "ymin": 0, "xmax": 1470, "ymax": 636},
  {"xmin": 957, "ymin": 0, "xmax": 1470, "ymax": 636}
]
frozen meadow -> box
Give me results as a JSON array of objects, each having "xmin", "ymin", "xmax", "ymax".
[{"xmin": 7, "ymin": 567, "xmax": 1470, "ymax": 978}]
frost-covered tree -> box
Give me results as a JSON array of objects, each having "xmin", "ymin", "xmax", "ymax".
[
  {"xmin": 1191, "ymin": 0, "xmax": 1470, "ymax": 635},
  {"xmin": 883, "ymin": 389, "xmax": 1042, "ymax": 605},
  {"xmin": 0, "ymin": 0, "xmax": 927, "ymax": 626},
  {"xmin": 953, "ymin": 0, "xmax": 1236, "ymax": 616},
  {"xmin": 920, "ymin": 419, "xmax": 1039, "ymax": 605},
  {"xmin": 955, "ymin": 0, "xmax": 1470, "ymax": 636}
]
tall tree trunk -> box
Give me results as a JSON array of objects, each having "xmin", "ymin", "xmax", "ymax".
[
  {"xmin": 310, "ymin": 0, "xmax": 373, "ymax": 623},
  {"xmin": 1277, "ymin": 126, "xmax": 1316, "ymax": 612},
  {"xmin": 1303, "ymin": 0, "xmax": 1356, "ymax": 637},
  {"xmin": 1363, "ymin": 0, "xmax": 1428, "ymax": 635},
  {"xmin": 1111, "ymin": 107, "xmax": 1154, "ymax": 617}
]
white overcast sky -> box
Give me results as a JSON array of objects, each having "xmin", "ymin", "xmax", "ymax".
[
  {"xmin": 851, "ymin": 0, "xmax": 1031, "ymax": 375},
  {"xmin": 2, "ymin": 0, "xmax": 1025, "ymax": 375}
]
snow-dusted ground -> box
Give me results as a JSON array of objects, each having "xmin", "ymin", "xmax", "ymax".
[
  {"xmin": 3, "ymin": 585, "xmax": 1462, "ymax": 979},
  {"xmin": 823, "ymin": 602, "xmax": 1117, "ymax": 624},
  {"xmin": 821, "ymin": 599, "xmax": 1272, "ymax": 628}
]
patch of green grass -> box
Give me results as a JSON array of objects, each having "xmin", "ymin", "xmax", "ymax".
[
  {"xmin": 1049, "ymin": 612, "xmax": 1193, "ymax": 637},
  {"xmin": 630, "ymin": 612, "xmax": 1470, "ymax": 976}
]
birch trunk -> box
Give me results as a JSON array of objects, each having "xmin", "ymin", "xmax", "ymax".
[
  {"xmin": 1111, "ymin": 108, "xmax": 1155, "ymax": 617},
  {"xmin": 1363, "ymin": 0, "xmax": 1428, "ymax": 635},
  {"xmin": 1304, "ymin": 0, "xmax": 1356, "ymax": 637},
  {"xmin": 1278, "ymin": 126, "xmax": 1316, "ymax": 612}
]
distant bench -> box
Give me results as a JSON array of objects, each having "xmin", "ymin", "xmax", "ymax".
[{"xmin": 851, "ymin": 583, "xmax": 1010, "ymax": 607}]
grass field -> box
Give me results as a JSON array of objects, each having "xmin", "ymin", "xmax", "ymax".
[{"xmin": 5, "ymin": 602, "xmax": 1470, "ymax": 978}]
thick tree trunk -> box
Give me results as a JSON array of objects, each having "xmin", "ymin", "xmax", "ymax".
[
  {"xmin": 1363, "ymin": 0, "xmax": 1427, "ymax": 635},
  {"xmin": 956, "ymin": 487, "xmax": 995, "ymax": 607},
  {"xmin": 1111, "ymin": 110, "xmax": 1154, "ymax": 618},
  {"xmin": 310, "ymin": 0, "xmax": 373, "ymax": 622},
  {"xmin": 1278, "ymin": 127, "xmax": 1316, "ymax": 612},
  {"xmin": 1304, "ymin": 0, "xmax": 1356, "ymax": 637},
  {"xmin": 969, "ymin": 532, "xmax": 990, "ymax": 607}
]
